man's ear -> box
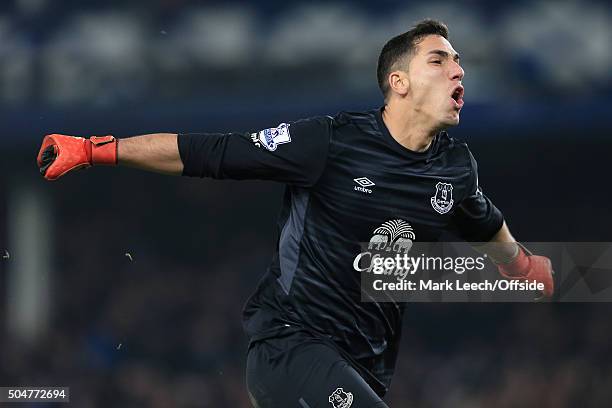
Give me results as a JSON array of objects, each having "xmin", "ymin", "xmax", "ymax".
[{"xmin": 388, "ymin": 71, "xmax": 409, "ymax": 97}]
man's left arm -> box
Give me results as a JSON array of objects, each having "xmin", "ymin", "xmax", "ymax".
[
  {"xmin": 451, "ymin": 150, "xmax": 554, "ymax": 298},
  {"xmin": 472, "ymin": 221, "xmax": 554, "ymax": 298}
]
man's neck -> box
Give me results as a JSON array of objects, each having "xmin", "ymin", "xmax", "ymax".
[{"xmin": 381, "ymin": 103, "xmax": 441, "ymax": 152}]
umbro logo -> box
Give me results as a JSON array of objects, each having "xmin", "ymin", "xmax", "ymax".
[{"xmin": 354, "ymin": 177, "xmax": 375, "ymax": 194}]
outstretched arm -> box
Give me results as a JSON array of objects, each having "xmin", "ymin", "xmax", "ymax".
[
  {"xmin": 37, "ymin": 132, "xmax": 183, "ymax": 180},
  {"xmin": 37, "ymin": 117, "xmax": 332, "ymax": 183}
]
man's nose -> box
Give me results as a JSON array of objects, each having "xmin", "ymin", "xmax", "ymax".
[{"xmin": 450, "ymin": 61, "xmax": 464, "ymax": 81}]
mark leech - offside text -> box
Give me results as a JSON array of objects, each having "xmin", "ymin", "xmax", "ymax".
[{"xmin": 372, "ymin": 279, "xmax": 545, "ymax": 292}]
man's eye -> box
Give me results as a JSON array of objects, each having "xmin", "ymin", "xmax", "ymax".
[{"xmin": 431, "ymin": 60, "xmax": 442, "ymax": 65}]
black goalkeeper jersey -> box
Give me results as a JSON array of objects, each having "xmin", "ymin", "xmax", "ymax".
[{"xmin": 178, "ymin": 108, "xmax": 503, "ymax": 396}]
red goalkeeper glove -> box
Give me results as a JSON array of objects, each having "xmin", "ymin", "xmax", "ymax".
[
  {"xmin": 496, "ymin": 245, "xmax": 554, "ymax": 299},
  {"xmin": 37, "ymin": 134, "xmax": 118, "ymax": 180}
]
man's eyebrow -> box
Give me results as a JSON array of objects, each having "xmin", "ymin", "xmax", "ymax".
[{"xmin": 427, "ymin": 49, "xmax": 461, "ymax": 61}]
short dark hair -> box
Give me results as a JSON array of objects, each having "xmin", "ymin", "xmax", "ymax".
[{"xmin": 377, "ymin": 19, "xmax": 449, "ymax": 100}]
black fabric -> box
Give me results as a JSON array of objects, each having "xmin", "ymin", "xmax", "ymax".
[
  {"xmin": 178, "ymin": 116, "xmax": 332, "ymax": 187},
  {"xmin": 450, "ymin": 150, "xmax": 504, "ymax": 241},
  {"xmin": 178, "ymin": 108, "xmax": 504, "ymax": 396},
  {"xmin": 247, "ymin": 330, "xmax": 389, "ymax": 408}
]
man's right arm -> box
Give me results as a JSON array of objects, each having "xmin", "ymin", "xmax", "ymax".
[
  {"xmin": 37, "ymin": 132, "xmax": 183, "ymax": 180},
  {"xmin": 118, "ymin": 133, "xmax": 182, "ymax": 176},
  {"xmin": 38, "ymin": 117, "xmax": 332, "ymax": 184}
]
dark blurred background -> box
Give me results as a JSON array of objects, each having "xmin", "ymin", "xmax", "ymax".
[{"xmin": 1, "ymin": 0, "xmax": 611, "ymax": 406}]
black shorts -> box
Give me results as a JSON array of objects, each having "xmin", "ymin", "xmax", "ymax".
[{"xmin": 246, "ymin": 330, "xmax": 389, "ymax": 408}]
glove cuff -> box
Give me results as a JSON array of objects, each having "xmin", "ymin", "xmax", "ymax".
[
  {"xmin": 87, "ymin": 135, "xmax": 118, "ymax": 166},
  {"xmin": 497, "ymin": 246, "xmax": 531, "ymax": 278}
]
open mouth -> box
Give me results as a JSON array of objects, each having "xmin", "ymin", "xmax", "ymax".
[{"xmin": 450, "ymin": 85, "xmax": 464, "ymax": 108}]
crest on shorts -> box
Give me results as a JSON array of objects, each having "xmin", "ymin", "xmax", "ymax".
[
  {"xmin": 430, "ymin": 182, "xmax": 454, "ymax": 214},
  {"xmin": 257, "ymin": 123, "xmax": 291, "ymax": 151},
  {"xmin": 328, "ymin": 387, "xmax": 353, "ymax": 408}
]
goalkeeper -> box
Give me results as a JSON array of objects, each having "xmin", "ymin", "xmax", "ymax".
[{"xmin": 37, "ymin": 19, "xmax": 553, "ymax": 408}]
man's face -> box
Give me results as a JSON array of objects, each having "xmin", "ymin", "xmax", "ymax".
[{"xmin": 404, "ymin": 35, "xmax": 465, "ymax": 128}]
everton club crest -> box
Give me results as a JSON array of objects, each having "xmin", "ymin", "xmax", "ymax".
[
  {"xmin": 328, "ymin": 387, "xmax": 353, "ymax": 408},
  {"xmin": 430, "ymin": 182, "xmax": 454, "ymax": 214}
]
